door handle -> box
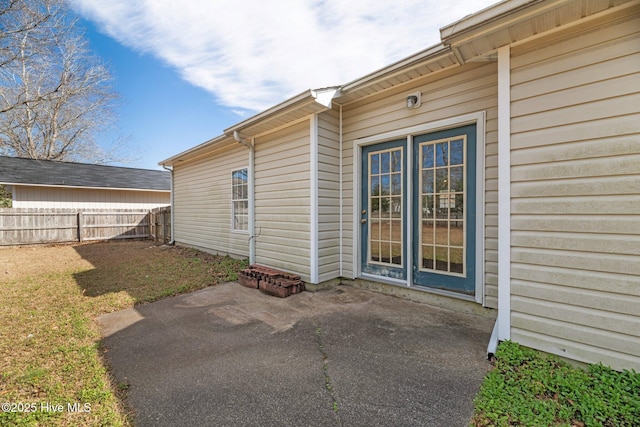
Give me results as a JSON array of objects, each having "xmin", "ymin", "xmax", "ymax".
[{"xmin": 361, "ymin": 219, "xmax": 367, "ymax": 224}]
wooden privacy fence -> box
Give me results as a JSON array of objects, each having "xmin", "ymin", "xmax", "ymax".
[
  {"xmin": 150, "ymin": 206, "xmax": 171, "ymax": 244},
  {"xmin": 0, "ymin": 207, "xmax": 170, "ymax": 246}
]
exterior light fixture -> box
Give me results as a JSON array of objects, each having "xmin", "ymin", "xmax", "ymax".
[{"xmin": 405, "ymin": 91, "xmax": 421, "ymax": 109}]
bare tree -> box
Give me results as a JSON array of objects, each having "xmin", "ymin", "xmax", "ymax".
[
  {"xmin": 0, "ymin": 0, "xmax": 128, "ymax": 162},
  {"xmin": 0, "ymin": 0, "xmax": 51, "ymax": 70}
]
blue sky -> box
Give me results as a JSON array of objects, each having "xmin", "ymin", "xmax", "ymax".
[
  {"xmin": 71, "ymin": 0, "xmax": 497, "ymax": 170},
  {"xmin": 81, "ymin": 21, "xmax": 240, "ymax": 170}
]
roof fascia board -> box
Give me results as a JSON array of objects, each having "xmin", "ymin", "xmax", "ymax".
[
  {"xmin": 224, "ymin": 90, "xmax": 314, "ymax": 134},
  {"xmin": 159, "ymin": 134, "xmax": 231, "ymax": 166},
  {"xmin": 162, "ymin": 87, "xmax": 341, "ymax": 165},
  {"xmin": 339, "ymin": 43, "xmax": 453, "ymax": 93},
  {"xmin": 250, "ymin": 115, "xmax": 317, "ymax": 140},
  {"xmin": 440, "ymin": 0, "xmax": 544, "ymax": 43},
  {"xmin": 4, "ymin": 182, "xmax": 170, "ymax": 192},
  {"xmin": 441, "ymin": 0, "xmax": 638, "ymax": 63},
  {"xmin": 225, "ymin": 87, "xmax": 340, "ymax": 135}
]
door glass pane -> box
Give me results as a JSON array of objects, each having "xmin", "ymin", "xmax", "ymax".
[
  {"xmin": 435, "ymin": 221, "xmax": 448, "ymax": 245},
  {"xmin": 436, "ymin": 169, "xmax": 448, "ymax": 193},
  {"xmin": 371, "ymin": 219, "xmax": 381, "ymax": 240},
  {"xmin": 451, "ymin": 221, "xmax": 464, "ymax": 246},
  {"xmin": 391, "ymin": 197, "xmax": 402, "ymax": 217},
  {"xmin": 391, "ymin": 173, "xmax": 402, "ymax": 195},
  {"xmin": 450, "ymin": 139, "xmax": 464, "ymax": 165},
  {"xmin": 422, "ymin": 245, "xmax": 434, "ymax": 269},
  {"xmin": 450, "ymin": 248, "xmax": 463, "ymax": 273},
  {"xmin": 371, "ymin": 176, "xmax": 380, "ymax": 196},
  {"xmin": 371, "ymin": 154, "xmax": 379, "ymax": 174},
  {"xmin": 435, "ymin": 246, "xmax": 448, "ymax": 271},
  {"xmin": 422, "ymin": 220, "xmax": 434, "ymax": 244},
  {"xmin": 381, "ymin": 151, "xmax": 390, "ymax": 174},
  {"xmin": 422, "ymin": 170, "xmax": 434, "ymax": 193},
  {"xmin": 381, "ymin": 175, "xmax": 390, "ymax": 195},
  {"xmin": 422, "ymin": 195, "xmax": 434, "ymax": 219},
  {"xmin": 392, "ymin": 151, "xmax": 402, "ymax": 172},
  {"xmin": 435, "ymin": 142, "xmax": 448, "ymax": 167},
  {"xmin": 453, "ymin": 194, "xmax": 464, "ymax": 219},
  {"xmin": 367, "ymin": 147, "xmax": 403, "ymax": 267},
  {"xmin": 450, "ymin": 167, "xmax": 463, "ymax": 192},
  {"xmin": 418, "ymin": 136, "xmax": 466, "ymax": 276},
  {"xmin": 436, "ymin": 194, "xmax": 450, "ymax": 218},
  {"xmin": 422, "ymin": 145, "xmax": 434, "ymax": 168},
  {"xmin": 371, "ymin": 240, "xmax": 380, "ymax": 262},
  {"xmin": 380, "ymin": 196, "xmax": 391, "ymax": 217},
  {"xmin": 380, "ymin": 220, "xmax": 391, "ymax": 243},
  {"xmin": 371, "ymin": 198, "xmax": 380, "ymax": 218},
  {"xmin": 391, "ymin": 244, "xmax": 402, "ymax": 265}
]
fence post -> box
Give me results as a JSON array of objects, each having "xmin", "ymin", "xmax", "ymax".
[
  {"xmin": 162, "ymin": 210, "xmax": 168, "ymax": 244},
  {"xmin": 77, "ymin": 211, "xmax": 83, "ymax": 242},
  {"xmin": 153, "ymin": 211, "xmax": 158, "ymax": 243}
]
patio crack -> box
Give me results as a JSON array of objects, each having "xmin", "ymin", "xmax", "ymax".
[{"xmin": 315, "ymin": 326, "xmax": 342, "ymax": 425}]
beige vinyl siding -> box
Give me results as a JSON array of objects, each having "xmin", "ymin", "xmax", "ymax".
[
  {"xmin": 509, "ymin": 12, "xmax": 640, "ymax": 371},
  {"xmin": 173, "ymin": 141, "xmax": 249, "ymax": 258},
  {"xmin": 341, "ymin": 61, "xmax": 499, "ymax": 307},
  {"xmin": 317, "ymin": 110, "xmax": 341, "ymax": 282},
  {"xmin": 12, "ymin": 186, "xmax": 169, "ymax": 209},
  {"xmin": 255, "ymin": 121, "xmax": 311, "ymax": 281}
]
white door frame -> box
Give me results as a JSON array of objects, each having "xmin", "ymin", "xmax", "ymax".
[{"xmin": 352, "ymin": 111, "xmax": 486, "ymax": 304}]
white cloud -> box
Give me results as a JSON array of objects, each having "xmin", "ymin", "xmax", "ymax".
[{"xmin": 70, "ymin": 0, "xmax": 497, "ymax": 112}]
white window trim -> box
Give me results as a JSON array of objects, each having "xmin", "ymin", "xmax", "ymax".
[
  {"xmin": 231, "ymin": 167, "xmax": 249, "ymax": 234},
  {"xmin": 352, "ymin": 111, "xmax": 486, "ymax": 304}
]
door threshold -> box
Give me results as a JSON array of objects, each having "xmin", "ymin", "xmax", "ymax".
[
  {"xmin": 351, "ymin": 276, "xmax": 492, "ymax": 317},
  {"xmin": 359, "ymin": 273, "xmax": 476, "ymax": 302}
]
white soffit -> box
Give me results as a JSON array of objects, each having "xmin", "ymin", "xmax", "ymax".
[
  {"xmin": 225, "ymin": 87, "xmax": 340, "ymax": 137},
  {"xmin": 441, "ymin": 0, "xmax": 638, "ymax": 62},
  {"xmin": 336, "ymin": 44, "xmax": 457, "ymax": 105}
]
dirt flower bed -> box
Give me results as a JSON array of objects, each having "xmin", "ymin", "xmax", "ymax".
[{"xmin": 0, "ymin": 240, "xmax": 247, "ymax": 426}]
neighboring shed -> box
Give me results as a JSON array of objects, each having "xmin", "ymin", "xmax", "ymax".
[
  {"xmin": 160, "ymin": 0, "xmax": 640, "ymax": 371},
  {"xmin": 0, "ymin": 156, "xmax": 171, "ymax": 209}
]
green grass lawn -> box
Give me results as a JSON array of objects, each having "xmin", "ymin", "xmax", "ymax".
[
  {"xmin": 471, "ymin": 341, "xmax": 640, "ymax": 427},
  {"xmin": 0, "ymin": 241, "xmax": 247, "ymax": 426},
  {"xmin": 3, "ymin": 241, "xmax": 638, "ymax": 426}
]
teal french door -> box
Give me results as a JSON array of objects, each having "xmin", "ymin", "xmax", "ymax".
[
  {"xmin": 361, "ymin": 124, "xmax": 477, "ymax": 295},
  {"xmin": 412, "ymin": 125, "xmax": 476, "ymax": 294},
  {"xmin": 360, "ymin": 139, "xmax": 407, "ymax": 280}
]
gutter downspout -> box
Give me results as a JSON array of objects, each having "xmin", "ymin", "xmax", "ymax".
[
  {"xmin": 488, "ymin": 44, "xmax": 512, "ymax": 359},
  {"xmin": 339, "ymin": 105, "xmax": 343, "ymax": 277},
  {"xmin": 162, "ymin": 165, "xmax": 175, "ymax": 245},
  {"xmin": 234, "ymin": 131, "xmax": 256, "ymax": 265}
]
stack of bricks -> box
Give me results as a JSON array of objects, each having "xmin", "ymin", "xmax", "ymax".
[{"xmin": 237, "ymin": 265, "xmax": 305, "ymax": 298}]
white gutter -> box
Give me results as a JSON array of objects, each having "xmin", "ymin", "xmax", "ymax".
[
  {"xmin": 234, "ymin": 131, "xmax": 256, "ymax": 265},
  {"xmin": 440, "ymin": 0, "xmax": 539, "ymax": 42},
  {"xmin": 159, "ymin": 134, "xmax": 229, "ymax": 166},
  {"xmin": 341, "ymin": 43, "xmax": 451, "ymax": 92},
  {"xmin": 226, "ymin": 87, "xmax": 340, "ymax": 135}
]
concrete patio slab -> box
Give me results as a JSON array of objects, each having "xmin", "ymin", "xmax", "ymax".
[{"xmin": 97, "ymin": 283, "xmax": 494, "ymax": 426}]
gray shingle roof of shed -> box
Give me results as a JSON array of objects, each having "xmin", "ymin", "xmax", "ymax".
[{"xmin": 0, "ymin": 156, "xmax": 170, "ymax": 191}]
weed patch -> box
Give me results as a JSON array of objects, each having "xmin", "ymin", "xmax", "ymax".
[{"xmin": 471, "ymin": 341, "xmax": 640, "ymax": 427}]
